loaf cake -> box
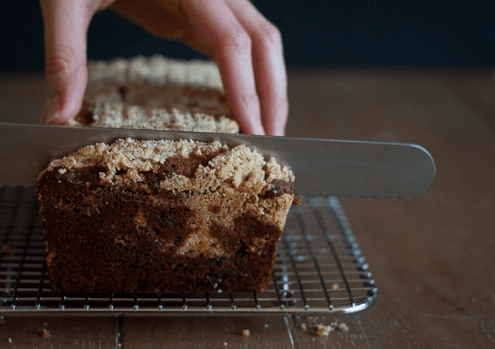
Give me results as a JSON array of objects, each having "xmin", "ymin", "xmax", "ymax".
[
  {"xmin": 36, "ymin": 138, "xmax": 294, "ymax": 293},
  {"xmin": 69, "ymin": 55, "xmax": 239, "ymax": 133}
]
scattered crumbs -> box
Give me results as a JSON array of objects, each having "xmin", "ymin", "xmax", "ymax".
[
  {"xmin": 301, "ymin": 323, "xmax": 307, "ymax": 330},
  {"xmin": 241, "ymin": 329, "xmax": 250, "ymax": 337},
  {"xmin": 314, "ymin": 324, "xmax": 333, "ymax": 336},
  {"xmin": 331, "ymin": 321, "xmax": 349, "ymax": 332},
  {"xmin": 313, "ymin": 321, "xmax": 350, "ymax": 336},
  {"xmin": 330, "ymin": 283, "xmax": 339, "ymax": 290},
  {"xmin": 292, "ymin": 196, "xmax": 302, "ymax": 206},
  {"xmin": 222, "ymin": 341, "xmax": 228, "ymax": 346},
  {"xmin": 2, "ymin": 245, "xmax": 14, "ymax": 256},
  {"xmin": 38, "ymin": 328, "xmax": 51, "ymax": 339}
]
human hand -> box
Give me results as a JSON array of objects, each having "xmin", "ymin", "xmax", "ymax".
[{"xmin": 40, "ymin": 0, "xmax": 288, "ymax": 136}]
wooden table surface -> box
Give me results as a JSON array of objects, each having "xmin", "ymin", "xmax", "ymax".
[{"xmin": 1, "ymin": 70, "xmax": 495, "ymax": 348}]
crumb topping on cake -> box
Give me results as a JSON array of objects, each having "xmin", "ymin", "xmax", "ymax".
[
  {"xmin": 68, "ymin": 102, "xmax": 239, "ymax": 133},
  {"xmin": 87, "ymin": 55, "xmax": 224, "ymax": 89},
  {"xmin": 44, "ymin": 138, "xmax": 294, "ymax": 191},
  {"xmin": 45, "ymin": 138, "xmax": 224, "ymax": 180},
  {"xmin": 65, "ymin": 55, "xmax": 238, "ymax": 133}
]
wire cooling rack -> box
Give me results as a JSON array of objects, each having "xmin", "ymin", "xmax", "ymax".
[{"xmin": 0, "ymin": 185, "xmax": 376, "ymax": 316}]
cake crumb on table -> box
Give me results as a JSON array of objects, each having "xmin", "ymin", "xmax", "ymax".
[
  {"xmin": 222, "ymin": 341, "xmax": 228, "ymax": 346},
  {"xmin": 241, "ymin": 329, "xmax": 250, "ymax": 337},
  {"xmin": 8, "ymin": 338, "xmax": 12, "ymax": 343},
  {"xmin": 38, "ymin": 328, "xmax": 51, "ymax": 338},
  {"xmin": 314, "ymin": 321, "xmax": 350, "ymax": 336},
  {"xmin": 332, "ymin": 321, "xmax": 349, "ymax": 332},
  {"xmin": 314, "ymin": 324, "xmax": 333, "ymax": 336},
  {"xmin": 301, "ymin": 323, "xmax": 307, "ymax": 330},
  {"xmin": 330, "ymin": 283, "xmax": 339, "ymax": 289}
]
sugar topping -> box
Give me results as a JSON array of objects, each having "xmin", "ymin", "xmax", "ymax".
[
  {"xmin": 68, "ymin": 55, "xmax": 239, "ymax": 134},
  {"xmin": 44, "ymin": 139, "xmax": 294, "ymax": 190},
  {"xmin": 46, "ymin": 138, "xmax": 220, "ymax": 179},
  {"xmin": 75, "ymin": 102, "xmax": 239, "ymax": 133},
  {"xmin": 87, "ymin": 55, "xmax": 224, "ymax": 90}
]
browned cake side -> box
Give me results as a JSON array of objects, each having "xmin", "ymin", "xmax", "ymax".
[{"xmin": 36, "ymin": 139, "xmax": 294, "ymax": 293}]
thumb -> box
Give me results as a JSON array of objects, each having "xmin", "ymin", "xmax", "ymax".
[{"xmin": 40, "ymin": 0, "xmax": 90, "ymax": 124}]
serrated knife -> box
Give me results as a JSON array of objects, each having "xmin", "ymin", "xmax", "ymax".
[{"xmin": 0, "ymin": 123, "xmax": 435, "ymax": 199}]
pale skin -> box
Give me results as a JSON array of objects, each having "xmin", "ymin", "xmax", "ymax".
[{"xmin": 40, "ymin": 0, "xmax": 288, "ymax": 136}]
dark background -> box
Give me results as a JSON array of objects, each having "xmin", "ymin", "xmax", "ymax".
[{"xmin": 2, "ymin": 0, "xmax": 494, "ymax": 72}]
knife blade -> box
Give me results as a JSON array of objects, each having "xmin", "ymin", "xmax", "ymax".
[{"xmin": 0, "ymin": 123, "xmax": 435, "ymax": 199}]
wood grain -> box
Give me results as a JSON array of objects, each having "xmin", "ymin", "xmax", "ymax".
[
  {"xmin": 286, "ymin": 70, "xmax": 495, "ymax": 348},
  {"xmin": 122, "ymin": 316, "xmax": 297, "ymax": 348},
  {"xmin": 0, "ymin": 317, "xmax": 117, "ymax": 349}
]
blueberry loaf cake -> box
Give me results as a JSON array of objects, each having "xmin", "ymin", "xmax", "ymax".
[{"xmin": 36, "ymin": 138, "xmax": 294, "ymax": 293}]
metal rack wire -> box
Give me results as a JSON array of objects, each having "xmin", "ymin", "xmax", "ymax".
[{"xmin": 0, "ymin": 185, "xmax": 376, "ymax": 316}]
